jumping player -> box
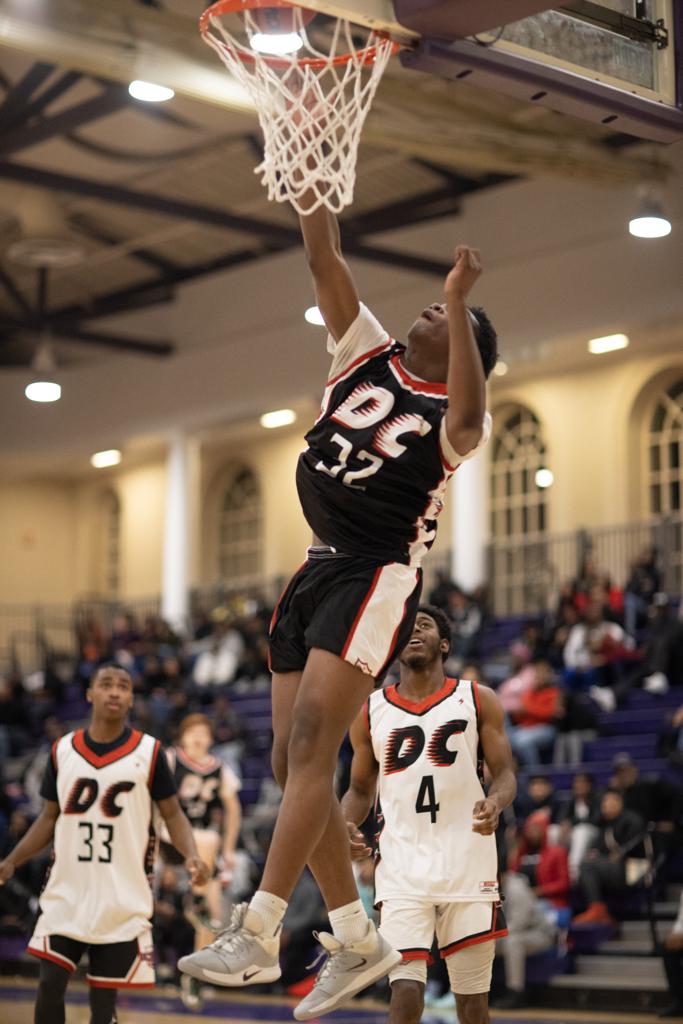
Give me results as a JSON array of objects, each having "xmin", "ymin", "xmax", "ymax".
[
  {"xmin": 0, "ymin": 665, "xmax": 208, "ymax": 1024},
  {"xmin": 180, "ymin": 192, "xmax": 498, "ymax": 1018},
  {"xmin": 169, "ymin": 713, "xmax": 242, "ymax": 1009},
  {"xmin": 341, "ymin": 606, "xmax": 516, "ymax": 1024}
]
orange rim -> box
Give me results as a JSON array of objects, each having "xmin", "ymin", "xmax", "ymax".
[{"xmin": 199, "ymin": 0, "xmax": 402, "ymax": 70}]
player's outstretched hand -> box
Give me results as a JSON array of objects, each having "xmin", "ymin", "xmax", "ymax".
[
  {"xmin": 0, "ymin": 860, "xmax": 15, "ymax": 885},
  {"xmin": 471, "ymin": 798, "xmax": 500, "ymax": 836},
  {"xmin": 185, "ymin": 856, "xmax": 210, "ymax": 887},
  {"xmin": 346, "ymin": 822, "xmax": 372, "ymax": 861},
  {"xmin": 444, "ymin": 245, "xmax": 482, "ymax": 301}
]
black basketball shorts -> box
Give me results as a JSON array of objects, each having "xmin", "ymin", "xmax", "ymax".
[
  {"xmin": 28, "ymin": 931, "xmax": 155, "ymax": 988},
  {"xmin": 269, "ymin": 547, "xmax": 422, "ymax": 679}
]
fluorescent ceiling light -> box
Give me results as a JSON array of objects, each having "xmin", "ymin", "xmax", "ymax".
[
  {"xmin": 260, "ymin": 409, "xmax": 297, "ymax": 429},
  {"xmin": 128, "ymin": 80, "xmax": 175, "ymax": 102},
  {"xmin": 305, "ymin": 305, "xmax": 325, "ymax": 326},
  {"xmin": 91, "ymin": 449, "xmax": 122, "ymax": 469},
  {"xmin": 588, "ymin": 333, "xmax": 629, "ymax": 355},
  {"xmin": 535, "ymin": 468, "xmax": 554, "ymax": 489},
  {"xmin": 25, "ymin": 381, "xmax": 61, "ymax": 403},
  {"xmin": 251, "ymin": 31, "xmax": 303, "ymax": 55},
  {"xmin": 493, "ymin": 360, "xmax": 508, "ymax": 377}
]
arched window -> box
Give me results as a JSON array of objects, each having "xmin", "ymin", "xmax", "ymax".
[
  {"xmin": 648, "ymin": 378, "xmax": 683, "ymax": 516},
  {"xmin": 489, "ymin": 405, "xmax": 549, "ymax": 614},
  {"xmin": 101, "ymin": 490, "xmax": 121, "ymax": 595},
  {"xmin": 218, "ymin": 466, "xmax": 263, "ymax": 585}
]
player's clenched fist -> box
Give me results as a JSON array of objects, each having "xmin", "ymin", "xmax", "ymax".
[
  {"xmin": 471, "ymin": 798, "xmax": 500, "ymax": 836},
  {"xmin": 347, "ymin": 822, "xmax": 372, "ymax": 861},
  {"xmin": 185, "ymin": 856, "xmax": 211, "ymax": 887},
  {"xmin": 445, "ymin": 245, "xmax": 482, "ymax": 301}
]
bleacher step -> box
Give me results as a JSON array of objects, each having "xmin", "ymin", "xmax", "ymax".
[{"xmin": 573, "ymin": 954, "xmax": 665, "ymax": 981}]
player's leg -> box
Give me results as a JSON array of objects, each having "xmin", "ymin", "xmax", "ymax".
[
  {"xmin": 380, "ymin": 900, "xmax": 435, "ymax": 1024},
  {"xmin": 189, "ymin": 828, "xmax": 221, "ymax": 941},
  {"xmin": 437, "ymin": 903, "xmax": 502, "ymax": 1024},
  {"xmin": 34, "ymin": 960, "xmax": 70, "ymax": 1024},
  {"xmin": 89, "ymin": 987, "xmax": 118, "ymax": 1024},
  {"xmin": 86, "ymin": 935, "xmax": 154, "ymax": 1019}
]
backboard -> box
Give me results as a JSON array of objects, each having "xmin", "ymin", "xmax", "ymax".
[{"xmin": 298, "ymin": 1, "xmax": 683, "ymax": 142}]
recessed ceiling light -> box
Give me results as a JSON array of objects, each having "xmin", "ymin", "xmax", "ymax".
[
  {"xmin": 128, "ymin": 80, "xmax": 175, "ymax": 103},
  {"xmin": 629, "ymin": 199, "xmax": 672, "ymax": 239},
  {"xmin": 535, "ymin": 468, "xmax": 554, "ymax": 489},
  {"xmin": 588, "ymin": 333, "xmax": 629, "ymax": 355},
  {"xmin": 305, "ymin": 306, "xmax": 326, "ymax": 326},
  {"xmin": 260, "ymin": 409, "xmax": 297, "ymax": 429},
  {"xmin": 251, "ymin": 31, "xmax": 304, "ymax": 55},
  {"xmin": 493, "ymin": 360, "xmax": 508, "ymax": 377},
  {"xmin": 91, "ymin": 449, "xmax": 122, "ymax": 468},
  {"xmin": 25, "ymin": 381, "xmax": 61, "ymax": 403}
]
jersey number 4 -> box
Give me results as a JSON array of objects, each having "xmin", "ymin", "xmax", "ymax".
[{"xmin": 415, "ymin": 775, "xmax": 440, "ymax": 824}]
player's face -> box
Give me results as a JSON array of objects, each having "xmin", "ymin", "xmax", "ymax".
[
  {"xmin": 181, "ymin": 724, "xmax": 212, "ymax": 758},
  {"xmin": 407, "ymin": 303, "xmax": 449, "ymax": 354},
  {"xmin": 399, "ymin": 613, "xmax": 445, "ymax": 669},
  {"xmin": 88, "ymin": 668, "xmax": 133, "ymax": 721}
]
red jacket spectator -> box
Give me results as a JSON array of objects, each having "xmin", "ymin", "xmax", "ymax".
[
  {"xmin": 516, "ymin": 671, "xmax": 561, "ymax": 728},
  {"xmin": 510, "ymin": 812, "xmax": 570, "ymax": 909}
]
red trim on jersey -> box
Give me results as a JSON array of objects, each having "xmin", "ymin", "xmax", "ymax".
[
  {"xmin": 439, "ymin": 905, "xmax": 508, "ymax": 958},
  {"xmin": 147, "ymin": 740, "xmax": 160, "ymax": 790},
  {"xmin": 400, "ymin": 949, "xmax": 433, "ymax": 964},
  {"xmin": 327, "ymin": 341, "xmax": 392, "ymax": 388},
  {"xmin": 389, "ymin": 354, "xmax": 447, "ymax": 396},
  {"xmin": 88, "ymin": 979, "xmax": 155, "ymax": 989},
  {"xmin": 29, "ymin": 947, "xmax": 76, "ymax": 972},
  {"xmin": 175, "ymin": 747, "xmax": 221, "ymax": 775},
  {"xmin": 384, "ymin": 677, "xmax": 458, "ymax": 715},
  {"xmin": 341, "ymin": 566, "xmax": 383, "ymax": 662},
  {"xmin": 51, "ymin": 738, "xmax": 59, "ymax": 772},
  {"xmin": 376, "ymin": 570, "xmax": 420, "ymax": 680},
  {"xmin": 72, "ymin": 728, "xmax": 143, "ymax": 769},
  {"xmin": 472, "ymin": 680, "xmax": 481, "ymax": 723}
]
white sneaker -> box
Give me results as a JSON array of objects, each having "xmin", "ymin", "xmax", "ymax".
[
  {"xmin": 293, "ymin": 921, "xmax": 401, "ymax": 1021},
  {"xmin": 644, "ymin": 672, "xmax": 669, "ymax": 694},
  {"xmin": 178, "ymin": 903, "xmax": 281, "ymax": 987},
  {"xmin": 589, "ymin": 686, "xmax": 616, "ymax": 712}
]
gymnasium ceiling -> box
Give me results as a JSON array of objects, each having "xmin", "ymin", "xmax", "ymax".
[{"xmin": 0, "ymin": 0, "xmax": 682, "ymax": 474}]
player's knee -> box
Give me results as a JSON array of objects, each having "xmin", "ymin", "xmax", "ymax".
[
  {"xmin": 389, "ymin": 980, "xmax": 424, "ymax": 1024},
  {"xmin": 271, "ymin": 740, "xmax": 289, "ymax": 787},
  {"xmin": 454, "ymin": 992, "xmax": 489, "ymax": 1024},
  {"xmin": 287, "ymin": 705, "xmax": 334, "ymax": 773}
]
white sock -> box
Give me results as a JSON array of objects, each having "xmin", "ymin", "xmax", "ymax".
[
  {"xmin": 328, "ymin": 899, "xmax": 369, "ymax": 945},
  {"xmin": 248, "ymin": 890, "xmax": 288, "ymax": 937}
]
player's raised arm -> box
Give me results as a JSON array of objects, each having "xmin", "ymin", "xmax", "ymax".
[
  {"xmin": 0, "ymin": 800, "xmax": 60, "ymax": 882},
  {"xmin": 443, "ymin": 246, "xmax": 488, "ymax": 457},
  {"xmin": 298, "ymin": 196, "xmax": 360, "ymax": 343},
  {"xmin": 341, "ymin": 707, "xmax": 379, "ymax": 859},
  {"xmin": 472, "ymin": 685, "xmax": 517, "ymax": 836}
]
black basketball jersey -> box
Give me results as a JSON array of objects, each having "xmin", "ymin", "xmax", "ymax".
[
  {"xmin": 173, "ymin": 749, "xmax": 225, "ymax": 831},
  {"xmin": 297, "ymin": 304, "xmax": 490, "ymax": 566}
]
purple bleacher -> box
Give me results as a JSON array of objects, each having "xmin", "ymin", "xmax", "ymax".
[{"xmin": 583, "ymin": 734, "xmax": 659, "ymax": 762}]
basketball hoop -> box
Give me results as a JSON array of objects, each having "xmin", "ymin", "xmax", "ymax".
[{"xmin": 199, "ymin": 0, "xmax": 401, "ymax": 214}]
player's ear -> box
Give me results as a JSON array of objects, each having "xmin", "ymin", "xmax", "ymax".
[{"xmin": 86, "ymin": 689, "xmax": 92, "ymax": 705}]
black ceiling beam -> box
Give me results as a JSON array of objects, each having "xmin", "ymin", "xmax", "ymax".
[
  {"xmin": 51, "ymin": 327, "xmax": 174, "ymax": 357},
  {"xmin": 342, "ymin": 186, "xmax": 463, "ymax": 237},
  {"xmin": 0, "ymin": 162, "xmax": 301, "ymax": 245},
  {"xmin": 0, "ymin": 63, "xmax": 55, "ymax": 130},
  {"xmin": 0, "ymin": 263, "xmax": 32, "ymax": 317},
  {"xmin": 0, "ymin": 89, "xmax": 131, "ymax": 160},
  {"xmin": 68, "ymin": 213, "xmax": 182, "ymax": 276},
  {"xmin": 21, "ymin": 70, "xmax": 83, "ymax": 125}
]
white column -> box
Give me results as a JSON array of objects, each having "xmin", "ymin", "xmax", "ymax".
[
  {"xmin": 451, "ymin": 447, "xmax": 489, "ymax": 592},
  {"xmin": 162, "ymin": 433, "xmax": 192, "ymax": 631}
]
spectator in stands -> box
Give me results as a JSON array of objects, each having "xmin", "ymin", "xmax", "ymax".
[
  {"xmin": 659, "ymin": 888, "xmax": 683, "ymax": 1019},
  {"xmin": 509, "ymin": 811, "xmax": 570, "ymax": 910},
  {"xmin": 615, "ymin": 594, "xmax": 683, "ymax": 701},
  {"xmin": 552, "ymin": 688, "xmax": 600, "ymax": 766},
  {"xmin": 609, "ymin": 753, "xmax": 683, "ymax": 859},
  {"xmin": 496, "ymin": 657, "xmax": 536, "ymax": 719},
  {"xmin": 659, "ymin": 703, "xmax": 683, "ymax": 768},
  {"xmin": 507, "ymin": 661, "xmax": 562, "ymax": 766},
  {"xmin": 0, "ymin": 673, "xmax": 31, "ymax": 757},
  {"xmin": 427, "ymin": 569, "xmax": 454, "ymax": 612},
  {"xmin": 514, "ymin": 775, "xmax": 562, "ymax": 824},
  {"xmin": 544, "ymin": 601, "xmax": 581, "ymax": 671},
  {"xmin": 493, "ymin": 869, "xmax": 558, "ymax": 1010},
  {"xmin": 445, "ymin": 586, "xmax": 482, "ymax": 665},
  {"xmin": 573, "ymin": 789, "xmax": 646, "ymax": 926},
  {"xmin": 556, "ymin": 772, "xmax": 602, "ymax": 879},
  {"xmin": 563, "ymin": 598, "xmax": 635, "ymax": 711},
  {"xmin": 192, "ymin": 619, "xmax": 245, "ymax": 690},
  {"xmin": 624, "ymin": 546, "xmax": 661, "ymax": 638}
]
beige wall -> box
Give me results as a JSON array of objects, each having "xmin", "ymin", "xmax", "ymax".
[{"xmin": 0, "ymin": 481, "xmax": 77, "ymax": 603}]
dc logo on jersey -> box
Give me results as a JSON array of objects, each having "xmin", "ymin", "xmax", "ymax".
[
  {"xmin": 384, "ymin": 720, "xmax": 468, "ymax": 775},
  {"xmin": 64, "ymin": 778, "xmax": 136, "ymax": 817}
]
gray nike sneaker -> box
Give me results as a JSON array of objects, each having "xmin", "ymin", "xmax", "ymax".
[
  {"xmin": 178, "ymin": 903, "xmax": 281, "ymax": 987},
  {"xmin": 294, "ymin": 921, "xmax": 401, "ymax": 1021}
]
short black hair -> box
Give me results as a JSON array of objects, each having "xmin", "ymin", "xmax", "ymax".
[
  {"xmin": 416, "ymin": 604, "xmax": 451, "ymax": 661},
  {"xmin": 89, "ymin": 663, "xmax": 131, "ymax": 688},
  {"xmin": 470, "ymin": 306, "xmax": 498, "ymax": 379}
]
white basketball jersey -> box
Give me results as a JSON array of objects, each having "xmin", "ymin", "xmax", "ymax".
[
  {"xmin": 35, "ymin": 729, "xmax": 160, "ymax": 944},
  {"xmin": 368, "ymin": 678, "xmax": 499, "ymax": 903}
]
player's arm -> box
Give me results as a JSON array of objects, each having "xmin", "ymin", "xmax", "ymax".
[
  {"xmin": 340, "ymin": 708, "xmax": 379, "ymax": 859},
  {"xmin": 443, "ymin": 245, "xmax": 487, "ymax": 457},
  {"xmin": 220, "ymin": 773, "xmax": 242, "ymax": 867},
  {"xmin": 0, "ymin": 800, "xmax": 60, "ymax": 882},
  {"xmin": 472, "ymin": 685, "xmax": 517, "ymax": 836},
  {"xmin": 299, "ymin": 200, "xmax": 360, "ymax": 343},
  {"xmin": 157, "ymin": 795, "xmax": 210, "ymax": 887}
]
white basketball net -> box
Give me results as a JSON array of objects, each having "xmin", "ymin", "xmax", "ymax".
[{"xmin": 201, "ymin": 6, "xmax": 396, "ymax": 214}]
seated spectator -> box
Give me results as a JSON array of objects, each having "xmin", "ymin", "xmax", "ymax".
[
  {"xmin": 556, "ymin": 772, "xmax": 602, "ymax": 880},
  {"xmin": 563, "ymin": 598, "xmax": 635, "ymax": 711},
  {"xmin": 659, "ymin": 703, "xmax": 683, "ymax": 768},
  {"xmin": 509, "ymin": 811, "xmax": 570, "ymax": 909},
  {"xmin": 445, "ymin": 587, "xmax": 482, "ymax": 666},
  {"xmin": 493, "ymin": 870, "xmax": 558, "ymax": 1010},
  {"xmin": 508, "ymin": 662, "xmax": 561, "ymax": 766},
  {"xmin": 192, "ymin": 620, "xmax": 245, "ymax": 689},
  {"xmin": 614, "ymin": 594, "xmax": 683, "ymax": 702},
  {"xmin": 544, "ymin": 602, "xmax": 580, "ymax": 671},
  {"xmin": 610, "ymin": 752, "xmax": 683, "ymax": 859},
  {"xmin": 624, "ymin": 546, "xmax": 661, "ymax": 638},
  {"xmin": 514, "ymin": 774, "xmax": 562, "ymax": 824},
  {"xmin": 660, "ymin": 888, "xmax": 683, "ymax": 1019},
  {"xmin": 552, "ymin": 690, "xmax": 599, "ymax": 766},
  {"xmin": 497, "ymin": 652, "xmax": 536, "ymax": 719},
  {"xmin": 573, "ymin": 789, "xmax": 646, "ymax": 926}
]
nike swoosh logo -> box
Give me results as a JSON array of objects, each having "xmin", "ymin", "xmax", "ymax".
[
  {"xmin": 243, "ymin": 969, "xmax": 261, "ymax": 981},
  {"xmin": 348, "ymin": 957, "xmax": 368, "ymax": 971}
]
